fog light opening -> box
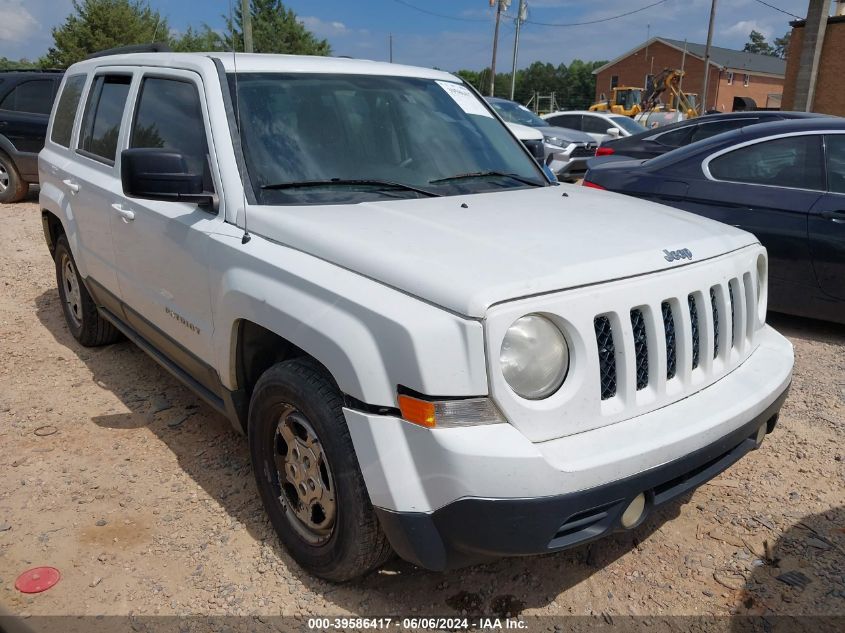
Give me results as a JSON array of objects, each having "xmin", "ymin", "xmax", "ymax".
[
  {"xmin": 754, "ymin": 423, "xmax": 767, "ymax": 448},
  {"xmin": 621, "ymin": 493, "xmax": 646, "ymax": 529}
]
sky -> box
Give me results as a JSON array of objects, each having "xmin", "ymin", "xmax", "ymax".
[{"xmin": 0, "ymin": 0, "xmax": 830, "ymax": 71}]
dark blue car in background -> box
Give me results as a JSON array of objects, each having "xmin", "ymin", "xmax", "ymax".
[{"xmin": 584, "ymin": 118, "xmax": 845, "ymax": 324}]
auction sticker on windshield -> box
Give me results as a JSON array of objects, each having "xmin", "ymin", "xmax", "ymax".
[{"xmin": 436, "ymin": 81, "xmax": 493, "ymax": 118}]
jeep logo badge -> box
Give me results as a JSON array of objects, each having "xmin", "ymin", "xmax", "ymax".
[{"xmin": 663, "ymin": 248, "xmax": 693, "ymax": 262}]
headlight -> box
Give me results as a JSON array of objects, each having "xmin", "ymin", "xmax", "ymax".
[
  {"xmin": 542, "ymin": 135, "xmax": 567, "ymax": 149},
  {"xmin": 499, "ymin": 314, "xmax": 569, "ymax": 400}
]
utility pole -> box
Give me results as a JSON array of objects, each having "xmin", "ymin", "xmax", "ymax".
[
  {"xmin": 241, "ymin": 0, "xmax": 253, "ymax": 53},
  {"xmin": 489, "ymin": 0, "xmax": 509, "ymax": 96},
  {"xmin": 389, "ymin": 33, "xmax": 393, "ymax": 62},
  {"xmin": 509, "ymin": 0, "xmax": 527, "ymax": 100},
  {"xmin": 701, "ymin": 0, "xmax": 717, "ymax": 113}
]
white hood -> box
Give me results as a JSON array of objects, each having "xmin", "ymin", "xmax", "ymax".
[{"xmin": 247, "ymin": 185, "xmax": 758, "ymax": 317}]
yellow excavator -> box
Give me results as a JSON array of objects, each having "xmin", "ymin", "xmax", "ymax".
[{"xmin": 590, "ymin": 69, "xmax": 700, "ymax": 119}]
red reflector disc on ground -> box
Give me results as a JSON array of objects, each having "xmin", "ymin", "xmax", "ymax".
[{"xmin": 15, "ymin": 567, "xmax": 61, "ymax": 593}]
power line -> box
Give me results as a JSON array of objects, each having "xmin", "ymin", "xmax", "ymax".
[
  {"xmin": 391, "ymin": 0, "xmax": 672, "ymax": 28},
  {"xmin": 390, "ymin": 0, "xmax": 491, "ymax": 23},
  {"xmin": 750, "ymin": 0, "xmax": 803, "ymax": 20},
  {"xmin": 524, "ymin": 0, "xmax": 671, "ymax": 27}
]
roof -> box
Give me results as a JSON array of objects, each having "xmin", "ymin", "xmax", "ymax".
[
  {"xmin": 592, "ymin": 37, "xmax": 786, "ymax": 77},
  {"xmin": 68, "ymin": 52, "xmax": 458, "ymax": 82}
]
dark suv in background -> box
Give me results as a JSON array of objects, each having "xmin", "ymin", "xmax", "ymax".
[{"xmin": 0, "ymin": 70, "xmax": 63, "ymax": 202}]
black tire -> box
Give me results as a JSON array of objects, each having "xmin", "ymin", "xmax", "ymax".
[
  {"xmin": 248, "ymin": 359, "xmax": 393, "ymax": 581},
  {"xmin": 54, "ymin": 235, "xmax": 122, "ymax": 347},
  {"xmin": 0, "ymin": 151, "xmax": 28, "ymax": 203}
]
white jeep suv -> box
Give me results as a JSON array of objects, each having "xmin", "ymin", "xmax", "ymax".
[{"xmin": 39, "ymin": 50, "xmax": 793, "ymax": 581}]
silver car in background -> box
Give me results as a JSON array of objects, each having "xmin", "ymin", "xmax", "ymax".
[{"xmin": 486, "ymin": 97, "xmax": 596, "ymax": 181}]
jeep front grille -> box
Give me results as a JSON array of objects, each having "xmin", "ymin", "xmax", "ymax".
[
  {"xmin": 630, "ymin": 309, "xmax": 649, "ymax": 390},
  {"xmin": 710, "ymin": 287, "xmax": 720, "ymax": 358},
  {"xmin": 594, "ymin": 316, "xmax": 617, "ymax": 400},
  {"xmin": 689, "ymin": 294, "xmax": 700, "ymax": 369},
  {"xmin": 593, "ymin": 276, "xmax": 756, "ymax": 400},
  {"xmin": 661, "ymin": 301, "xmax": 677, "ymax": 380},
  {"xmin": 570, "ymin": 145, "xmax": 596, "ymax": 159}
]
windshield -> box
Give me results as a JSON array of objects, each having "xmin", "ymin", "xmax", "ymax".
[
  {"xmin": 610, "ymin": 116, "xmax": 647, "ymax": 135},
  {"xmin": 487, "ymin": 99, "xmax": 550, "ymax": 128},
  {"xmin": 229, "ymin": 73, "xmax": 546, "ymax": 205}
]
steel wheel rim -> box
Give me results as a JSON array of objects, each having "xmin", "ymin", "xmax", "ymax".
[
  {"xmin": 272, "ymin": 405, "xmax": 336, "ymax": 544},
  {"xmin": 61, "ymin": 253, "xmax": 83, "ymax": 329},
  {"xmin": 0, "ymin": 163, "xmax": 8, "ymax": 193}
]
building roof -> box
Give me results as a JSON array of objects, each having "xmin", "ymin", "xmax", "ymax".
[{"xmin": 592, "ymin": 37, "xmax": 786, "ymax": 77}]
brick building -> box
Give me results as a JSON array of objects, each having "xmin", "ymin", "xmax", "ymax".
[
  {"xmin": 592, "ymin": 37, "xmax": 786, "ymax": 112},
  {"xmin": 781, "ymin": 14, "xmax": 845, "ymax": 115}
]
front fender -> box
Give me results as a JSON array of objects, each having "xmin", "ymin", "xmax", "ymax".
[{"xmin": 209, "ymin": 231, "xmax": 489, "ymax": 408}]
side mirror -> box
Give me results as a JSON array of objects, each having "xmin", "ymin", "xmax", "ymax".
[
  {"xmin": 606, "ymin": 127, "xmax": 621, "ymax": 138},
  {"xmin": 121, "ymin": 148, "xmax": 214, "ymax": 206}
]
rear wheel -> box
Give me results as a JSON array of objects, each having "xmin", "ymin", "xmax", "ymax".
[
  {"xmin": 0, "ymin": 152, "xmax": 28, "ymax": 203},
  {"xmin": 54, "ymin": 235, "xmax": 121, "ymax": 346},
  {"xmin": 248, "ymin": 359, "xmax": 392, "ymax": 581}
]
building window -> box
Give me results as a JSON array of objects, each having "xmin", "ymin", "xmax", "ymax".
[
  {"xmin": 744, "ymin": 74, "xmax": 750, "ymax": 87},
  {"xmin": 610, "ymin": 75, "xmax": 618, "ymax": 90},
  {"xmin": 727, "ymin": 71, "xmax": 734, "ymax": 85}
]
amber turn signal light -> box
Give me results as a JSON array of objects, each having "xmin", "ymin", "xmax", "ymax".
[{"xmin": 397, "ymin": 394, "xmax": 437, "ymax": 428}]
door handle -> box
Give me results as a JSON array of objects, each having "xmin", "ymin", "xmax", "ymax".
[
  {"xmin": 820, "ymin": 210, "xmax": 845, "ymax": 224},
  {"xmin": 62, "ymin": 179, "xmax": 79, "ymax": 195},
  {"xmin": 111, "ymin": 203, "xmax": 135, "ymax": 222},
  {"xmin": 0, "ymin": 121, "xmax": 7, "ymax": 128}
]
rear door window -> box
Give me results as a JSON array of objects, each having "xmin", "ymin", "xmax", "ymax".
[
  {"xmin": 546, "ymin": 114, "xmax": 581, "ymax": 130},
  {"xmin": 0, "ymin": 79, "xmax": 57, "ymax": 114},
  {"xmin": 689, "ymin": 119, "xmax": 755, "ymax": 143},
  {"xmin": 582, "ymin": 115, "xmax": 611, "ymax": 135},
  {"xmin": 708, "ymin": 135, "xmax": 824, "ymax": 190},
  {"xmin": 653, "ymin": 125, "xmax": 693, "ymax": 147},
  {"xmin": 78, "ymin": 74, "xmax": 131, "ymax": 163},
  {"xmin": 51, "ymin": 75, "xmax": 87, "ymax": 147}
]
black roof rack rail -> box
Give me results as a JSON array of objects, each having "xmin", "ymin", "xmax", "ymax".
[
  {"xmin": 0, "ymin": 68, "xmax": 64, "ymax": 73},
  {"xmin": 85, "ymin": 42, "xmax": 172, "ymax": 60}
]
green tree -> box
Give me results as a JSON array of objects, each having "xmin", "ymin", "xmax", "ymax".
[
  {"xmin": 743, "ymin": 30, "xmax": 776, "ymax": 56},
  {"xmin": 0, "ymin": 57, "xmax": 41, "ymax": 70},
  {"xmin": 41, "ymin": 0, "xmax": 167, "ymax": 68},
  {"xmin": 224, "ymin": 0, "xmax": 330, "ymax": 55},
  {"xmin": 171, "ymin": 25, "xmax": 225, "ymax": 52},
  {"xmin": 773, "ymin": 31, "xmax": 791, "ymax": 59}
]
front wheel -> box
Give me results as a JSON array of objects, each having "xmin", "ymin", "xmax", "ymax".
[{"xmin": 248, "ymin": 359, "xmax": 392, "ymax": 581}]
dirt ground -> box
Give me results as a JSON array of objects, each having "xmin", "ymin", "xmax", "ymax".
[{"xmin": 0, "ymin": 198, "xmax": 843, "ymax": 622}]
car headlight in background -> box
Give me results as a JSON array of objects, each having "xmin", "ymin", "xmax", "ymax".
[
  {"xmin": 542, "ymin": 135, "xmax": 568, "ymax": 150},
  {"xmin": 499, "ymin": 314, "xmax": 569, "ymax": 400}
]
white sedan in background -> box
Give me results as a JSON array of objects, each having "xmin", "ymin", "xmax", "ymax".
[{"xmin": 542, "ymin": 110, "xmax": 646, "ymax": 144}]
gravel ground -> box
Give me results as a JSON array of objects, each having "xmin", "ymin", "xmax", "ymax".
[{"xmin": 0, "ymin": 198, "xmax": 843, "ymax": 621}]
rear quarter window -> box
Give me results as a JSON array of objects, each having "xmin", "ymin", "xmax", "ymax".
[{"xmin": 51, "ymin": 75, "xmax": 87, "ymax": 147}]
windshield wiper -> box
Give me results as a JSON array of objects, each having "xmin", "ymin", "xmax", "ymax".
[
  {"xmin": 428, "ymin": 171, "xmax": 543, "ymax": 187},
  {"xmin": 261, "ymin": 178, "xmax": 441, "ymax": 197}
]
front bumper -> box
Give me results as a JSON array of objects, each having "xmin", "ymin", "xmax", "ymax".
[
  {"xmin": 374, "ymin": 385, "xmax": 786, "ymax": 570},
  {"xmin": 550, "ymin": 155, "xmax": 589, "ymax": 180},
  {"xmin": 344, "ymin": 325, "xmax": 793, "ymax": 571}
]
